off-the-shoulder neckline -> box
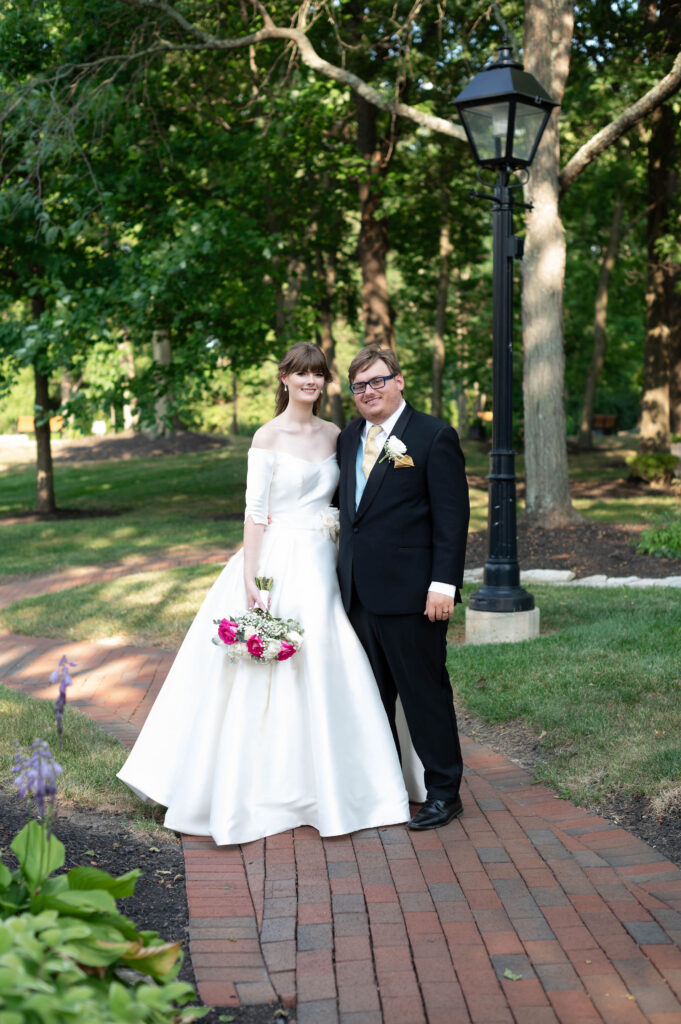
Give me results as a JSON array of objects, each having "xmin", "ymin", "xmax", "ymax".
[{"xmin": 249, "ymin": 448, "xmax": 336, "ymax": 467}]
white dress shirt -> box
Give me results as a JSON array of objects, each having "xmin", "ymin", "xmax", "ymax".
[{"xmin": 361, "ymin": 402, "xmax": 455, "ymax": 600}]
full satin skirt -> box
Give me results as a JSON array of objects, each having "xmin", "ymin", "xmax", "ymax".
[{"xmin": 117, "ymin": 522, "xmax": 418, "ymax": 846}]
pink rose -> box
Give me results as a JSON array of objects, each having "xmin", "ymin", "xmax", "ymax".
[
  {"xmin": 277, "ymin": 641, "xmax": 296, "ymax": 662},
  {"xmin": 218, "ymin": 619, "xmax": 238, "ymax": 645},
  {"xmin": 247, "ymin": 634, "xmax": 265, "ymax": 659}
]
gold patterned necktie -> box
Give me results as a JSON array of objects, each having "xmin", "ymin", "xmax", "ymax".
[{"xmin": 362, "ymin": 424, "xmax": 383, "ymax": 480}]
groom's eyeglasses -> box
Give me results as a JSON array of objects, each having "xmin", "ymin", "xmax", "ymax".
[{"xmin": 349, "ymin": 374, "xmax": 395, "ymax": 395}]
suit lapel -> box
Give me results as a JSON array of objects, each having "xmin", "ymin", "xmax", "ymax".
[
  {"xmin": 344, "ymin": 418, "xmax": 364, "ymax": 520},
  {"xmin": 356, "ymin": 403, "xmax": 414, "ymax": 519}
]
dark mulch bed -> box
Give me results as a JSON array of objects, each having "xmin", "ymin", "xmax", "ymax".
[{"xmin": 465, "ymin": 517, "xmax": 681, "ymax": 580}]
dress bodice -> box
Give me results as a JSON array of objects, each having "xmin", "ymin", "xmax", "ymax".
[{"xmin": 244, "ymin": 448, "xmax": 339, "ymax": 524}]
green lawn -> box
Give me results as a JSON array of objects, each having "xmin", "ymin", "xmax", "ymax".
[
  {"xmin": 0, "ymin": 444, "xmax": 249, "ymax": 577},
  {"xmin": 452, "ymin": 583, "xmax": 681, "ymax": 813},
  {"xmin": 0, "ymin": 684, "xmax": 161, "ymax": 824}
]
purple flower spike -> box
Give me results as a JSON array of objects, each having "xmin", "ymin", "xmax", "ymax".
[
  {"xmin": 52, "ymin": 654, "xmax": 75, "ymax": 750},
  {"xmin": 12, "ymin": 738, "xmax": 63, "ymax": 823}
]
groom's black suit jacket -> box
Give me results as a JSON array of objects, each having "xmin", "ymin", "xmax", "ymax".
[{"xmin": 337, "ymin": 403, "xmax": 470, "ymax": 616}]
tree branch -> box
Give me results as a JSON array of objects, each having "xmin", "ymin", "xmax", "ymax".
[
  {"xmin": 117, "ymin": 0, "xmax": 467, "ymax": 141},
  {"xmin": 559, "ymin": 48, "xmax": 681, "ymax": 195}
]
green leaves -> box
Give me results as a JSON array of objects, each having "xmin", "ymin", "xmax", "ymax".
[
  {"xmin": 0, "ymin": 817, "xmax": 208, "ymax": 1020},
  {"xmin": 11, "ymin": 821, "xmax": 65, "ymax": 893}
]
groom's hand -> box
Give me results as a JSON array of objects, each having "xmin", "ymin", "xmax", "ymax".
[{"xmin": 425, "ymin": 591, "xmax": 454, "ymax": 622}]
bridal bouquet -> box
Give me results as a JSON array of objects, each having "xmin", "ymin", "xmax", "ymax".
[{"xmin": 212, "ymin": 577, "xmax": 304, "ymax": 664}]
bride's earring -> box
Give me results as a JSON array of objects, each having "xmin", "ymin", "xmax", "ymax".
[{"xmin": 284, "ymin": 384, "xmax": 288, "ymax": 391}]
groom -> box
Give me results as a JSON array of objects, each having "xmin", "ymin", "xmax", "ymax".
[{"xmin": 337, "ymin": 347, "xmax": 470, "ymax": 830}]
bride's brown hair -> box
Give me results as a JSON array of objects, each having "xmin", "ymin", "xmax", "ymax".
[{"xmin": 275, "ymin": 343, "xmax": 333, "ymax": 416}]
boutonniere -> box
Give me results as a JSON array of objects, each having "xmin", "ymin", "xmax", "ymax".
[{"xmin": 379, "ymin": 435, "xmax": 415, "ymax": 468}]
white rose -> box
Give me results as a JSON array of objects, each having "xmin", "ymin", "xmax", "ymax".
[
  {"xmin": 287, "ymin": 631, "xmax": 303, "ymax": 646},
  {"xmin": 384, "ymin": 435, "xmax": 407, "ymax": 459}
]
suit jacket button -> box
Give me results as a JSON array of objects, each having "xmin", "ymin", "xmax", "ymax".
[{"xmin": 353, "ymin": 527, "xmax": 359, "ymax": 534}]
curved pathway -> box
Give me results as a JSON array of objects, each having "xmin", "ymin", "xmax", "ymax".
[{"xmin": 2, "ymin": 563, "xmax": 681, "ymax": 1023}]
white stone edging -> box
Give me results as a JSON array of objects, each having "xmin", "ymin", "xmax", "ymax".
[{"xmin": 463, "ymin": 568, "xmax": 681, "ymax": 588}]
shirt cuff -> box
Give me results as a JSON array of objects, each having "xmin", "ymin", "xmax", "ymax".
[{"xmin": 428, "ymin": 582, "xmax": 455, "ymax": 599}]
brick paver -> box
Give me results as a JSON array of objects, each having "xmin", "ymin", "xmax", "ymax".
[{"xmin": 2, "ymin": 562, "xmax": 681, "ymax": 1023}]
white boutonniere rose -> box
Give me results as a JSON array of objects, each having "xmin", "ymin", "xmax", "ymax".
[{"xmin": 379, "ymin": 435, "xmax": 415, "ymax": 468}]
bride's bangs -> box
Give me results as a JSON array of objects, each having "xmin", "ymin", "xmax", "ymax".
[{"xmin": 284, "ymin": 344, "xmax": 332, "ymax": 382}]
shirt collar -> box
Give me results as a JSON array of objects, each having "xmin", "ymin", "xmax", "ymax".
[{"xmin": 362, "ymin": 399, "xmax": 406, "ymax": 441}]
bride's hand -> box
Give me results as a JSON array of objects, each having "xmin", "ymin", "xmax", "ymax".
[{"xmin": 245, "ymin": 578, "xmax": 268, "ymax": 612}]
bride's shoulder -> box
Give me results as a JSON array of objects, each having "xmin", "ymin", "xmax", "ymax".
[
  {"xmin": 318, "ymin": 418, "xmax": 341, "ymax": 441},
  {"xmin": 251, "ymin": 422, "xmax": 279, "ymax": 451}
]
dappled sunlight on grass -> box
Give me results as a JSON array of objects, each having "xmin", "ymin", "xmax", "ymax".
[
  {"xmin": 0, "ymin": 565, "xmax": 221, "ymax": 648},
  {"xmin": 575, "ymin": 494, "xmax": 679, "ymax": 524}
]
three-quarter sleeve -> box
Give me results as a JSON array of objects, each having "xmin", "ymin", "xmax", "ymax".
[{"xmin": 244, "ymin": 448, "xmax": 276, "ymax": 525}]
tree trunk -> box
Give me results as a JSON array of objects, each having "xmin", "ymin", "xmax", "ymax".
[
  {"xmin": 150, "ymin": 329, "xmax": 173, "ymax": 437},
  {"xmin": 431, "ymin": 212, "xmax": 452, "ymax": 419},
  {"xmin": 314, "ymin": 247, "xmax": 345, "ymax": 428},
  {"xmin": 521, "ymin": 0, "xmax": 579, "ymax": 526},
  {"xmin": 671, "ymin": 329, "xmax": 681, "ymax": 436},
  {"xmin": 638, "ymin": 1, "xmax": 681, "ymax": 451},
  {"xmin": 355, "ymin": 95, "xmax": 395, "ymax": 349},
  {"xmin": 577, "ymin": 200, "xmax": 624, "ymax": 449},
  {"xmin": 31, "ymin": 292, "xmax": 57, "ymax": 515},
  {"xmin": 638, "ymin": 101, "xmax": 680, "ymax": 452},
  {"xmin": 231, "ymin": 370, "xmax": 239, "ymax": 435}
]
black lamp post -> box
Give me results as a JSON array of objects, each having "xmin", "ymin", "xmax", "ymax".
[{"xmin": 454, "ymin": 45, "xmax": 557, "ymax": 614}]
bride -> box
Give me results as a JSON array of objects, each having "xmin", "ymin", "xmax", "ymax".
[{"xmin": 117, "ymin": 342, "xmax": 423, "ymax": 846}]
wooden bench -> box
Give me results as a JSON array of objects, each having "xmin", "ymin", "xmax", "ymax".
[
  {"xmin": 17, "ymin": 416, "xmax": 64, "ymax": 434},
  {"xmin": 592, "ymin": 413, "xmax": 617, "ymax": 433}
]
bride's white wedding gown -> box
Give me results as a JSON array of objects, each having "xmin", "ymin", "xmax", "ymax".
[{"xmin": 117, "ymin": 447, "xmax": 425, "ymax": 846}]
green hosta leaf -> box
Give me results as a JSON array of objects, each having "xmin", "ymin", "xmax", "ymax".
[
  {"xmin": 10, "ymin": 822, "xmax": 65, "ymax": 889},
  {"xmin": 0, "ymin": 864, "xmax": 12, "ymax": 891},
  {"xmin": 107, "ymin": 980, "xmax": 133, "ymax": 1015},
  {"xmin": 62, "ymin": 938, "xmax": 132, "ymax": 968},
  {"xmin": 67, "ymin": 866, "xmax": 140, "ymax": 899},
  {"xmin": 45, "ymin": 888, "xmax": 117, "ymax": 915},
  {"xmin": 0, "ymin": 926, "xmax": 13, "ymax": 955}
]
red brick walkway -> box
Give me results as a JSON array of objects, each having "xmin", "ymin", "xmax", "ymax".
[{"xmin": 2, "ymin": 627, "xmax": 681, "ymax": 1022}]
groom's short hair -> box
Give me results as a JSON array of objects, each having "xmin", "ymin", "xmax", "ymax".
[{"xmin": 348, "ymin": 347, "xmax": 402, "ymax": 384}]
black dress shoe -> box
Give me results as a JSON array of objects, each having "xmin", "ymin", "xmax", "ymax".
[{"xmin": 407, "ymin": 795, "xmax": 463, "ymax": 831}]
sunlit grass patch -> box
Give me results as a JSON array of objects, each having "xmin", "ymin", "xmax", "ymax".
[{"xmin": 0, "ymin": 564, "xmax": 222, "ymax": 647}]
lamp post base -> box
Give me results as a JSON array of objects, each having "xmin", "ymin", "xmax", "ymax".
[{"xmin": 465, "ymin": 606, "xmax": 540, "ymax": 646}]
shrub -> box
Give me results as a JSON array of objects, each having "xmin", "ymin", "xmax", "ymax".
[
  {"xmin": 627, "ymin": 452, "xmax": 679, "ymax": 484},
  {"xmin": 637, "ymin": 511, "xmax": 681, "ymax": 560},
  {"xmin": 3, "ymin": 728, "xmax": 207, "ymax": 1023},
  {"xmin": 0, "ymin": 818, "xmax": 208, "ymax": 1022}
]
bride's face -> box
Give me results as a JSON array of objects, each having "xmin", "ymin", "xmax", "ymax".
[{"xmin": 282, "ymin": 370, "xmax": 325, "ymax": 405}]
